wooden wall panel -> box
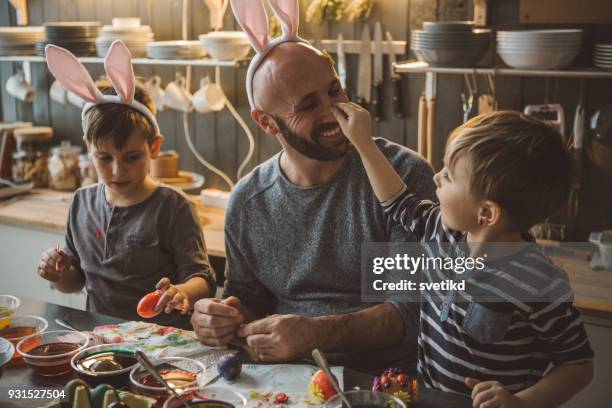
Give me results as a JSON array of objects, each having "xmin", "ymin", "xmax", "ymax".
[{"xmin": 0, "ymin": 0, "xmax": 611, "ymax": 237}]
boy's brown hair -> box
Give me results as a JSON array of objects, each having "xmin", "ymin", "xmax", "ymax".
[
  {"xmin": 82, "ymin": 79, "xmax": 157, "ymax": 150},
  {"xmin": 445, "ymin": 110, "xmax": 571, "ymax": 231}
]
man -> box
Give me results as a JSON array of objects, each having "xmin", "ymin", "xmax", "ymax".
[{"xmin": 191, "ymin": 41, "xmax": 436, "ymax": 372}]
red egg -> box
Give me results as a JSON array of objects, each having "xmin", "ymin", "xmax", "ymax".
[{"xmin": 137, "ymin": 291, "xmax": 162, "ymax": 319}]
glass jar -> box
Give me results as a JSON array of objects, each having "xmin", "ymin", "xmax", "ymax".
[
  {"xmin": 48, "ymin": 141, "xmax": 82, "ymax": 191},
  {"xmin": 11, "ymin": 151, "xmax": 50, "ymax": 187},
  {"xmin": 79, "ymin": 154, "xmax": 98, "ymax": 186},
  {"xmin": 11, "ymin": 126, "xmax": 52, "ymax": 187}
]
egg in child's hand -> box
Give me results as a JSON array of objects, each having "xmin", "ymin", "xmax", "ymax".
[{"xmin": 136, "ymin": 291, "xmax": 162, "ymax": 319}]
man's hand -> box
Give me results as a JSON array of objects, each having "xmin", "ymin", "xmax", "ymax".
[
  {"xmin": 38, "ymin": 247, "xmax": 71, "ymax": 282},
  {"xmin": 238, "ymin": 314, "xmax": 320, "ymax": 362},
  {"xmin": 466, "ymin": 378, "xmax": 527, "ymax": 408},
  {"xmin": 331, "ymin": 102, "xmax": 375, "ymax": 152},
  {"xmin": 191, "ymin": 297, "xmax": 244, "ymax": 346}
]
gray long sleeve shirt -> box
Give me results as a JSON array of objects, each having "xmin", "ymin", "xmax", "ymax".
[
  {"xmin": 65, "ymin": 183, "xmax": 215, "ymax": 329},
  {"xmin": 222, "ymin": 138, "xmax": 436, "ymax": 372}
]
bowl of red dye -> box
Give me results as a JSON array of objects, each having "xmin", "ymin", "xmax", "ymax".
[
  {"xmin": 71, "ymin": 343, "xmax": 139, "ymax": 388},
  {"xmin": 130, "ymin": 356, "xmax": 206, "ymax": 406},
  {"xmin": 0, "ymin": 315, "xmax": 48, "ymax": 366},
  {"xmin": 16, "ymin": 330, "xmax": 89, "ymax": 376},
  {"xmin": 163, "ymin": 386, "xmax": 247, "ymax": 408},
  {"xmin": 0, "ymin": 337, "xmax": 15, "ymax": 379}
]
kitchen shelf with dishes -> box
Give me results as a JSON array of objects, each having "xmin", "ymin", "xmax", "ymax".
[{"xmin": 392, "ymin": 61, "xmax": 612, "ymax": 79}]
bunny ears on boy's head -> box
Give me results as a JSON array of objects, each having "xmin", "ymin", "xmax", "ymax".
[
  {"xmin": 45, "ymin": 40, "xmax": 160, "ymax": 134},
  {"xmin": 231, "ymin": 0, "xmax": 312, "ymax": 109}
]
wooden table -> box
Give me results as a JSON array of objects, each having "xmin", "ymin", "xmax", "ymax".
[{"xmin": 0, "ymin": 298, "xmax": 472, "ymax": 408}]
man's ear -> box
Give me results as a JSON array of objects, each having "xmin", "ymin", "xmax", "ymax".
[
  {"xmin": 251, "ymin": 109, "xmax": 279, "ymax": 135},
  {"xmin": 150, "ymin": 134, "xmax": 164, "ymax": 159}
]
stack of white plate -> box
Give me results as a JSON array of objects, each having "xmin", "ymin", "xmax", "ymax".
[
  {"xmin": 0, "ymin": 27, "xmax": 44, "ymax": 56},
  {"xmin": 410, "ymin": 22, "xmax": 491, "ymax": 67},
  {"xmin": 594, "ymin": 43, "xmax": 612, "ymax": 70},
  {"xmin": 96, "ymin": 25, "xmax": 154, "ymax": 57},
  {"xmin": 146, "ymin": 41, "xmax": 206, "ymax": 59},
  {"xmin": 199, "ymin": 31, "xmax": 251, "ymax": 61},
  {"xmin": 497, "ymin": 30, "xmax": 582, "ymax": 70}
]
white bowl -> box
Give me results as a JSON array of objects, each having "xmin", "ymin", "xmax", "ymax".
[
  {"xmin": 199, "ymin": 33, "xmax": 250, "ymax": 60},
  {"xmin": 497, "ymin": 49, "xmax": 579, "ymax": 70},
  {"xmin": 200, "ymin": 31, "xmax": 248, "ymax": 42},
  {"xmin": 112, "ymin": 18, "xmax": 141, "ymax": 29}
]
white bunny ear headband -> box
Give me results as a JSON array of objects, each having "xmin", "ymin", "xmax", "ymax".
[
  {"xmin": 231, "ymin": 0, "xmax": 314, "ymax": 109},
  {"xmin": 45, "ymin": 40, "xmax": 160, "ymax": 135}
]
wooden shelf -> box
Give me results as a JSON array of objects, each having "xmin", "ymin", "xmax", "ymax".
[
  {"xmin": 0, "ymin": 55, "xmax": 248, "ymax": 68},
  {"xmin": 393, "ymin": 61, "xmax": 612, "ymax": 79}
]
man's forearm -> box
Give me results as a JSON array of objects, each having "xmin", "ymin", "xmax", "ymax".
[
  {"xmin": 313, "ymin": 303, "xmax": 405, "ymax": 352},
  {"xmin": 515, "ymin": 362, "xmax": 593, "ymax": 407}
]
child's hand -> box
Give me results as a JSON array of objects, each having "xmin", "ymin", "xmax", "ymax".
[
  {"xmin": 38, "ymin": 247, "xmax": 71, "ymax": 282},
  {"xmin": 155, "ymin": 277, "xmax": 190, "ymax": 315},
  {"xmin": 331, "ymin": 102, "xmax": 375, "ymax": 152},
  {"xmin": 465, "ymin": 378, "xmax": 527, "ymax": 408}
]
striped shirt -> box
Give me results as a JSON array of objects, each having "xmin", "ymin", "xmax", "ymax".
[{"xmin": 383, "ymin": 188, "xmax": 594, "ymax": 395}]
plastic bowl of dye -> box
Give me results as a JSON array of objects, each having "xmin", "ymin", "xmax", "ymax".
[
  {"xmin": 130, "ymin": 356, "xmax": 206, "ymax": 404},
  {"xmin": 0, "ymin": 315, "xmax": 48, "ymax": 366},
  {"xmin": 71, "ymin": 343, "xmax": 139, "ymax": 388},
  {"xmin": 0, "ymin": 295, "xmax": 20, "ymax": 330},
  {"xmin": 324, "ymin": 390, "xmax": 407, "ymax": 408},
  {"xmin": 163, "ymin": 386, "xmax": 247, "ymax": 408},
  {"xmin": 16, "ymin": 330, "xmax": 89, "ymax": 376},
  {"xmin": 0, "ymin": 337, "xmax": 15, "ymax": 379}
]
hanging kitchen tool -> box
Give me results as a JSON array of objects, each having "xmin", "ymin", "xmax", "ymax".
[
  {"xmin": 418, "ymin": 92, "xmax": 427, "ymax": 158},
  {"xmin": 386, "ymin": 30, "xmax": 404, "ymax": 119},
  {"xmin": 336, "ymin": 33, "xmax": 347, "ymax": 90},
  {"xmin": 425, "ymin": 72, "xmax": 437, "ymax": 167},
  {"xmin": 372, "ymin": 22, "xmax": 384, "ymax": 122},
  {"xmin": 203, "ymin": 0, "xmax": 229, "ymax": 31},
  {"xmin": 567, "ymin": 79, "xmax": 586, "ymax": 240},
  {"xmin": 524, "ymin": 104, "xmax": 565, "ymax": 137},
  {"xmin": 461, "ymin": 73, "xmax": 477, "ymax": 123},
  {"xmin": 357, "ymin": 24, "xmax": 372, "ymax": 107},
  {"xmin": 478, "ymin": 74, "xmax": 498, "ymax": 115}
]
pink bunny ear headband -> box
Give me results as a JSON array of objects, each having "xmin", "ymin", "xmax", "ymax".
[
  {"xmin": 45, "ymin": 40, "xmax": 160, "ymax": 135},
  {"xmin": 231, "ymin": 0, "xmax": 314, "ymax": 109}
]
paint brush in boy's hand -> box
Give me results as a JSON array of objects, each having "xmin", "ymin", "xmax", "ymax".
[{"xmin": 55, "ymin": 244, "xmax": 61, "ymax": 272}]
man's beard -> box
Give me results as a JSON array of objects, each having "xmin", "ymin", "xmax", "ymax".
[{"xmin": 273, "ymin": 115, "xmax": 349, "ymax": 161}]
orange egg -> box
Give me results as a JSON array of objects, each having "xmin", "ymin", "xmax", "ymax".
[{"xmin": 137, "ymin": 290, "xmax": 162, "ymax": 319}]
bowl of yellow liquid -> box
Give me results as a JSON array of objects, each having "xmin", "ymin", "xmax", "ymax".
[{"xmin": 0, "ymin": 295, "xmax": 20, "ymax": 330}]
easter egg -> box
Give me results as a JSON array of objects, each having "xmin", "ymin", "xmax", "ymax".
[
  {"xmin": 217, "ymin": 354, "xmax": 242, "ymax": 381},
  {"xmin": 309, "ymin": 369, "xmax": 337, "ymax": 403},
  {"xmin": 136, "ymin": 291, "xmax": 162, "ymax": 319}
]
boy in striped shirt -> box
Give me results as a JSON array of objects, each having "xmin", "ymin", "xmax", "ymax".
[{"xmin": 331, "ymin": 105, "xmax": 593, "ymax": 407}]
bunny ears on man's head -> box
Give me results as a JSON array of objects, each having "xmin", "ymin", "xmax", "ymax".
[
  {"xmin": 45, "ymin": 40, "xmax": 160, "ymax": 134},
  {"xmin": 230, "ymin": 0, "xmax": 311, "ymax": 109}
]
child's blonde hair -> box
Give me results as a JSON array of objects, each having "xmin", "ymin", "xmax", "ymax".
[
  {"xmin": 445, "ymin": 110, "xmax": 571, "ymax": 231},
  {"xmin": 82, "ymin": 79, "xmax": 157, "ymax": 150}
]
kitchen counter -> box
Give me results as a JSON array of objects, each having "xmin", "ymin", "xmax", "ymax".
[
  {"xmin": 0, "ymin": 297, "xmax": 472, "ymax": 408},
  {"xmin": 1, "ymin": 190, "xmax": 612, "ymax": 318},
  {"xmin": 0, "ymin": 188, "xmax": 226, "ymax": 258}
]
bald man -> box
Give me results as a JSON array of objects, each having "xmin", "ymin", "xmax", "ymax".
[{"xmin": 191, "ymin": 43, "xmax": 436, "ymax": 372}]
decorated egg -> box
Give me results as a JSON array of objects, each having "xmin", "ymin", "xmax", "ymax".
[
  {"xmin": 309, "ymin": 369, "xmax": 337, "ymax": 403},
  {"xmin": 372, "ymin": 368, "xmax": 418, "ymax": 405},
  {"xmin": 136, "ymin": 291, "xmax": 162, "ymax": 319},
  {"xmin": 217, "ymin": 354, "xmax": 242, "ymax": 381}
]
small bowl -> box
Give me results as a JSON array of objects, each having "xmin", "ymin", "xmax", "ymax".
[
  {"xmin": 163, "ymin": 386, "xmax": 247, "ymax": 408},
  {"xmin": 324, "ymin": 390, "xmax": 406, "ymax": 408},
  {"xmin": 112, "ymin": 17, "xmax": 141, "ymax": 29},
  {"xmin": 0, "ymin": 315, "xmax": 48, "ymax": 366},
  {"xmin": 71, "ymin": 343, "xmax": 139, "ymax": 388},
  {"xmin": 0, "ymin": 337, "xmax": 15, "ymax": 379},
  {"xmin": 0, "ymin": 295, "xmax": 20, "ymax": 330},
  {"xmin": 130, "ymin": 356, "xmax": 206, "ymax": 405},
  {"xmin": 16, "ymin": 330, "xmax": 89, "ymax": 376}
]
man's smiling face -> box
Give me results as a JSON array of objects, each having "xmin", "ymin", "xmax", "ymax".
[{"xmin": 253, "ymin": 43, "xmax": 350, "ymax": 161}]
